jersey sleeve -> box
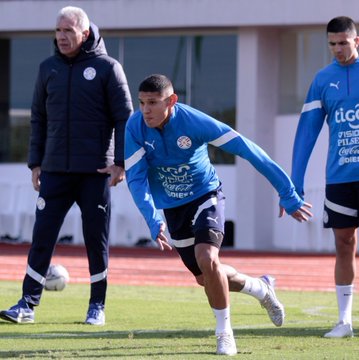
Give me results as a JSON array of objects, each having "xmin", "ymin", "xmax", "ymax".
[
  {"xmin": 124, "ymin": 121, "xmax": 164, "ymax": 241},
  {"xmin": 291, "ymin": 79, "xmax": 326, "ymax": 197}
]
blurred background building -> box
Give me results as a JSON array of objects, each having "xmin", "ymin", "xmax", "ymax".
[{"xmin": 1, "ymin": 0, "xmax": 357, "ymax": 252}]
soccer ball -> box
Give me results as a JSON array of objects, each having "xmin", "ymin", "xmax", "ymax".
[{"xmin": 45, "ymin": 264, "xmax": 70, "ymax": 291}]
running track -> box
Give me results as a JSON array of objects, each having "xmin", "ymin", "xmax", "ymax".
[{"xmin": 0, "ymin": 243, "xmax": 358, "ymax": 292}]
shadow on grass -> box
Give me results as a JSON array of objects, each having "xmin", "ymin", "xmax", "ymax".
[
  {"xmin": 0, "ymin": 348, "xmax": 214, "ymax": 359},
  {"xmin": 0, "ymin": 326, "xmax": 330, "ymax": 340},
  {"xmin": 0, "ymin": 327, "xmax": 345, "ymax": 359},
  {"xmin": 0, "ymin": 330, "xmax": 214, "ymax": 358},
  {"xmin": 235, "ymin": 326, "xmax": 329, "ymax": 337}
]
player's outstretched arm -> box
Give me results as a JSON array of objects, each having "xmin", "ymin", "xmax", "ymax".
[{"xmin": 279, "ymin": 202, "xmax": 313, "ymax": 222}]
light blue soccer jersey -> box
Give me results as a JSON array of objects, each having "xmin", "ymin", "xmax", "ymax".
[
  {"xmin": 292, "ymin": 58, "xmax": 359, "ymax": 196},
  {"xmin": 125, "ymin": 103, "xmax": 303, "ymax": 240}
]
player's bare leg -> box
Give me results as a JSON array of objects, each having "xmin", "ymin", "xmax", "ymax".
[
  {"xmin": 334, "ymin": 227, "xmax": 357, "ymax": 285},
  {"xmin": 195, "ymin": 243, "xmax": 229, "ymax": 309},
  {"xmin": 324, "ymin": 227, "xmax": 356, "ymax": 338},
  {"xmin": 196, "ymin": 262, "xmax": 285, "ymax": 326},
  {"xmin": 195, "ymin": 243, "xmax": 237, "ymax": 355}
]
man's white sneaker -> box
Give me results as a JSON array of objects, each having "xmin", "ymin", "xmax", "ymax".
[
  {"xmin": 259, "ymin": 275, "xmax": 285, "ymax": 327},
  {"xmin": 85, "ymin": 303, "xmax": 105, "ymax": 325},
  {"xmin": 324, "ymin": 322, "xmax": 354, "ymax": 338},
  {"xmin": 216, "ymin": 333, "xmax": 237, "ymax": 356},
  {"xmin": 0, "ymin": 298, "xmax": 35, "ymax": 324}
]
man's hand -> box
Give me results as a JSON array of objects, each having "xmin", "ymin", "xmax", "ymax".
[
  {"xmin": 155, "ymin": 223, "xmax": 173, "ymax": 251},
  {"xmin": 31, "ymin": 167, "xmax": 41, "ymax": 191},
  {"xmin": 97, "ymin": 165, "xmax": 125, "ymax": 186},
  {"xmin": 279, "ymin": 202, "xmax": 313, "ymax": 222}
]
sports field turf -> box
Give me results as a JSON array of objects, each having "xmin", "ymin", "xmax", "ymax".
[{"xmin": 0, "ymin": 281, "xmax": 358, "ymax": 359}]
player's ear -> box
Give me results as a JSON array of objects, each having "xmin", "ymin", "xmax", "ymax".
[{"xmin": 168, "ymin": 93, "xmax": 178, "ymax": 106}]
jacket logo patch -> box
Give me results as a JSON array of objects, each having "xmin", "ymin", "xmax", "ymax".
[
  {"xmin": 177, "ymin": 136, "xmax": 192, "ymax": 149},
  {"xmin": 83, "ymin": 67, "xmax": 96, "ymax": 80}
]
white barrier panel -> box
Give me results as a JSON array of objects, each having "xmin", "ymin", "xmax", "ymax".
[
  {"xmin": 288, "ymin": 187, "xmax": 335, "ymax": 252},
  {"xmin": 0, "ymin": 164, "xmax": 237, "ymax": 247},
  {"xmin": 0, "ymin": 178, "xmax": 149, "ymax": 246}
]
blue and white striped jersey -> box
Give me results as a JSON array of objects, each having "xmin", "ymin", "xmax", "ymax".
[
  {"xmin": 125, "ymin": 103, "xmax": 303, "ymax": 240},
  {"xmin": 292, "ymin": 58, "xmax": 359, "ymax": 196}
]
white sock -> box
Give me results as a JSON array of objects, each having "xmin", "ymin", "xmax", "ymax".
[
  {"xmin": 240, "ymin": 276, "xmax": 267, "ymax": 300},
  {"xmin": 336, "ymin": 284, "xmax": 353, "ymax": 325},
  {"xmin": 212, "ymin": 307, "xmax": 232, "ymax": 336}
]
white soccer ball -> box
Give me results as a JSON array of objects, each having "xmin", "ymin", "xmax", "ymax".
[{"xmin": 45, "ymin": 264, "xmax": 70, "ymax": 291}]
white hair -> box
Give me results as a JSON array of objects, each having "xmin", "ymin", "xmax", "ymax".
[{"xmin": 57, "ymin": 6, "xmax": 90, "ymax": 31}]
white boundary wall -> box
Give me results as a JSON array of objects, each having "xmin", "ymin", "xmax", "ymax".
[
  {"xmin": 0, "ymin": 164, "xmax": 237, "ymax": 247},
  {"xmin": 273, "ymin": 115, "xmax": 335, "ymax": 253}
]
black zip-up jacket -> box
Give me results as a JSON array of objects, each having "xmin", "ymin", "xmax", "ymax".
[{"xmin": 28, "ymin": 23, "xmax": 133, "ymax": 172}]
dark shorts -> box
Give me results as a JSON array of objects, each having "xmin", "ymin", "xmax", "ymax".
[
  {"xmin": 163, "ymin": 188, "xmax": 225, "ymax": 276},
  {"xmin": 324, "ymin": 182, "xmax": 359, "ymax": 229}
]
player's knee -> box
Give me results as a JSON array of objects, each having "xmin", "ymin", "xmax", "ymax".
[
  {"xmin": 335, "ymin": 230, "xmax": 357, "ymax": 254},
  {"xmin": 194, "ymin": 229, "xmax": 223, "ymax": 274},
  {"xmin": 195, "ymin": 246, "xmax": 220, "ymax": 274},
  {"xmin": 336, "ymin": 238, "xmax": 356, "ymax": 256}
]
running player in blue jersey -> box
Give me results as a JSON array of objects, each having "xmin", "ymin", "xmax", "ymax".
[
  {"xmin": 292, "ymin": 16, "xmax": 359, "ymax": 338},
  {"xmin": 125, "ymin": 74, "xmax": 312, "ymax": 355}
]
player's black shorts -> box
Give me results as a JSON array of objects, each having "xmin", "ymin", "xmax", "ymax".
[
  {"xmin": 163, "ymin": 187, "xmax": 225, "ymax": 276},
  {"xmin": 324, "ymin": 182, "xmax": 359, "ymax": 229}
]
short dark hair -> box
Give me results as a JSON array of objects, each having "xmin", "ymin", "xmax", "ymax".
[
  {"xmin": 139, "ymin": 74, "xmax": 173, "ymax": 94},
  {"xmin": 327, "ymin": 16, "xmax": 357, "ymax": 35}
]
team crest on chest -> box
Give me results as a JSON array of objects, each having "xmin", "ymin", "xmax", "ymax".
[
  {"xmin": 177, "ymin": 136, "xmax": 192, "ymax": 149},
  {"xmin": 83, "ymin": 67, "xmax": 96, "ymax": 80}
]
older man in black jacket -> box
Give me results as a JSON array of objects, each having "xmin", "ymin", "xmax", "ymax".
[{"xmin": 0, "ymin": 6, "xmax": 133, "ymax": 325}]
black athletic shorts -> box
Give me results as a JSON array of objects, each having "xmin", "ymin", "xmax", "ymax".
[
  {"xmin": 163, "ymin": 187, "xmax": 225, "ymax": 276},
  {"xmin": 324, "ymin": 182, "xmax": 359, "ymax": 229}
]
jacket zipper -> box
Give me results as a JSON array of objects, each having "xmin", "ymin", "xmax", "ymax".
[
  {"xmin": 66, "ymin": 63, "xmax": 73, "ymax": 171},
  {"xmin": 158, "ymin": 128, "xmax": 169, "ymax": 157}
]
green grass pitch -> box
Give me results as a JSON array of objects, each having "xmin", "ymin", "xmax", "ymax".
[{"xmin": 0, "ymin": 281, "xmax": 358, "ymax": 359}]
